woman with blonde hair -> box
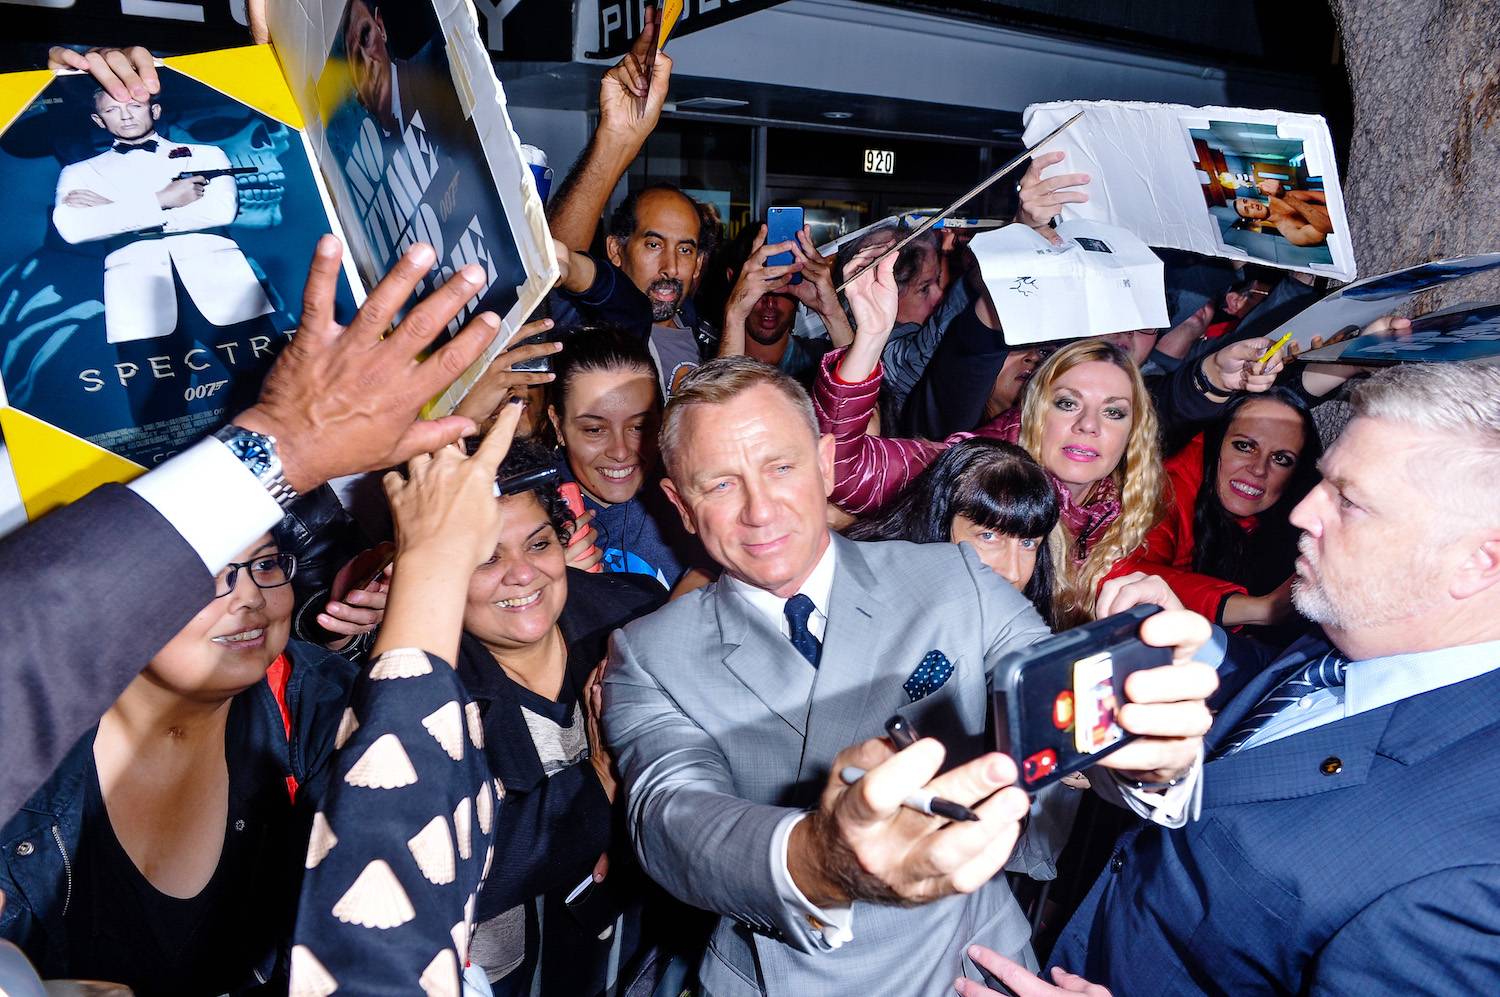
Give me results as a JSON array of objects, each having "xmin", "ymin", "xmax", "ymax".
[
  {"xmin": 1013, "ymin": 339, "xmax": 1164, "ymax": 625},
  {"xmin": 816, "ymin": 253, "xmax": 1167, "ymax": 624}
]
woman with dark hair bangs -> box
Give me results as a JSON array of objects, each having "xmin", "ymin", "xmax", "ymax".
[{"xmin": 847, "ymin": 439, "xmax": 1062, "ymax": 628}]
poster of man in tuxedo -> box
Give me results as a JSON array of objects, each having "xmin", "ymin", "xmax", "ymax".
[
  {"xmin": 316, "ymin": 0, "xmax": 526, "ymax": 343},
  {"xmin": 0, "ymin": 63, "xmax": 358, "ymax": 469}
]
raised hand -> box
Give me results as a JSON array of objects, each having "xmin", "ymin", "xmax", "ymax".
[
  {"xmin": 788, "ymin": 227, "xmax": 839, "ymax": 314},
  {"xmin": 1093, "ymin": 608, "xmax": 1218, "ymax": 785},
  {"xmin": 318, "ymin": 543, "xmax": 396, "ymax": 646},
  {"xmin": 598, "ymin": 13, "xmax": 674, "ymax": 148},
  {"xmin": 1015, "ymin": 150, "xmax": 1090, "ymax": 237},
  {"xmin": 1204, "ymin": 337, "xmax": 1286, "ymax": 395},
  {"xmin": 453, "ymin": 318, "xmax": 559, "ymax": 427},
  {"xmin": 721, "ymin": 224, "xmax": 802, "ymax": 348},
  {"xmin": 565, "ymin": 508, "xmax": 604, "ymax": 572},
  {"xmin": 372, "ymin": 400, "xmax": 526, "ymax": 664},
  {"xmin": 787, "ymin": 737, "xmax": 1031, "ymax": 907},
  {"xmin": 235, "ymin": 237, "xmax": 503, "ymax": 493},
  {"xmin": 48, "ymin": 45, "xmax": 158, "ymax": 104},
  {"xmin": 834, "ymin": 245, "xmax": 900, "ymax": 382}
]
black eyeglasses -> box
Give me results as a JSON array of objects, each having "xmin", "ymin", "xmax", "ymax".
[{"xmin": 214, "ymin": 553, "xmax": 297, "ymax": 598}]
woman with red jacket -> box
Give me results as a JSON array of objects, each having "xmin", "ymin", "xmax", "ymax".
[{"xmin": 1107, "ymin": 387, "xmax": 1321, "ymax": 632}]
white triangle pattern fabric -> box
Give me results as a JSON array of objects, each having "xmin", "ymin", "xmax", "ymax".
[
  {"xmin": 369, "ymin": 648, "xmax": 433, "ymax": 680},
  {"xmin": 421, "ymin": 701, "xmax": 465, "ymax": 761},
  {"xmin": 418, "ymin": 949, "xmax": 460, "ymax": 997},
  {"xmin": 482, "ymin": 844, "xmax": 494, "ymax": 882},
  {"xmin": 464, "ymin": 701, "xmax": 484, "ymax": 749},
  {"xmin": 345, "ymin": 733, "xmax": 418, "ymax": 789},
  {"xmin": 451, "ymin": 920, "xmax": 470, "ymax": 964},
  {"xmin": 331, "ymin": 859, "xmax": 416, "ymax": 929},
  {"xmin": 407, "ymin": 814, "xmax": 456, "ymax": 886},
  {"xmin": 453, "ymin": 796, "xmax": 473, "ymax": 860},
  {"xmin": 289, "ymin": 944, "xmax": 338, "ymax": 997},
  {"xmin": 334, "ymin": 707, "xmax": 359, "ymax": 750},
  {"xmin": 306, "ymin": 811, "xmax": 338, "ymax": 869},
  {"xmin": 494, "ymin": 778, "xmax": 505, "ymax": 803},
  {"xmin": 475, "ymin": 779, "xmax": 493, "ymax": 835}
]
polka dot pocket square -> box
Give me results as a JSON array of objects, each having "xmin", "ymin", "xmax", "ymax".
[{"xmin": 904, "ymin": 650, "xmax": 955, "ymax": 703}]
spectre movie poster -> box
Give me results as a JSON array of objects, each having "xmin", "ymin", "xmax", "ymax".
[{"xmin": 0, "ymin": 54, "xmax": 358, "ymax": 471}]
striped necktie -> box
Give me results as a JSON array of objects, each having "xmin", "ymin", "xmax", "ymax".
[{"xmin": 1213, "ymin": 648, "xmax": 1349, "ymax": 758}]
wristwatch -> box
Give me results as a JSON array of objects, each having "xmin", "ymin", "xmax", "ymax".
[{"xmin": 213, "ymin": 423, "xmax": 298, "ymax": 509}]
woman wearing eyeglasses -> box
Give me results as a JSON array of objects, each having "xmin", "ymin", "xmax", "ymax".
[{"xmin": 0, "ymin": 534, "xmax": 356, "ymax": 995}]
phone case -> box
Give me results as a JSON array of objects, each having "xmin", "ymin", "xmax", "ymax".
[
  {"xmin": 508, "ymin": 328, "xmax": 555, "ymax": 372},
  {"xmin": 990, "ymin": 605, "xmax": 1170, "ymax": 793},
  {"xmin": 765, "ymin": 207, "xmax": 804, "ymax": 285},
  {"xmin": 558, "ymin": 482, "xmax": 604, "ymax": 573}
]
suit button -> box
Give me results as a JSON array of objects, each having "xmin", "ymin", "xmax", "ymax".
[
  {"xmin": 14, "ymin": 841, "xmax": 34, "ymax": 856},
  {"xmin": 1320, "ymin": 757, "xmax": 1343, "ymax": 776},
  {"xmin": 1109, "ymin": 849, "xmax": 1124, "ymax": 872}
]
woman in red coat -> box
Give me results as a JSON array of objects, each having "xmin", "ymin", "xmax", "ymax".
[{"xmin": 1108, "ymin": 387, "xmax": 1321, "ymax": 633}]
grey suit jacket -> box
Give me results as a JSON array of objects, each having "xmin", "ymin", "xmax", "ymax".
[{"xmin": 603, "ymin": 534, "xmax": 1059, "ymax": 997}]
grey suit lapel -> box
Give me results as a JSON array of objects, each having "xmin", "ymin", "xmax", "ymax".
[
  {"xmin": 715, "ymin": 581, "xmax": 815, "ymax": 737},
  {"xmin": 797, "ymin": 536, "xmax": 901, "ymax": 782}
]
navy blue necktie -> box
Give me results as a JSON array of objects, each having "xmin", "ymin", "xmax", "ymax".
[
  {"xmin": 1213, "ymin": 648, "xmax": 1349, "ymax": 758},
  {"xmin": 784, "ymin": 594, "xmax": 821, "ymax": 669},
  {"xmin": 113, "ymin": 140, "xmax": 158, "ymax": 154}
]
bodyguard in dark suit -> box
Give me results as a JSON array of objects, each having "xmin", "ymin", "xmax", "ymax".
[{"xmin": 1012, "ymin": 362, "xmax": 1500, "ymax": 996}]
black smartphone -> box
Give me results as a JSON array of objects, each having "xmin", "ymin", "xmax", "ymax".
[
  {"xmin": 990, "ymin": 605, "xmax": 1170, "ymax": 794},
  {"xmin": 765, "ymin": 206, "xmax": 804, "ymax": 285},
  {"xmin": 508, "ymin": 328, "xmax": 555, "ymax": 373}
]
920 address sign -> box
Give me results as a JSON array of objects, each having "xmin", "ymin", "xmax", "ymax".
[{"xmin": 864, "ymin": 149, "xmax": 895, "ymax": 175}]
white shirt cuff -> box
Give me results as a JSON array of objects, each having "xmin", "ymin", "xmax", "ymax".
[
  {"xmin": 771, "ymin": 812, "xmax": 854, "ymax": 950},
  {"xmin": 1111, "ymin": 744, "xmax": 1204, "ymax": 827},
  {"xmin": 127, "ymin": 437, "xmax": 283, "ymax": 572}
]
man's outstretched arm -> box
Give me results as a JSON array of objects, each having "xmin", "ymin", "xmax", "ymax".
[
  {"xmin": 547, "ymin": 28, "xmax": 672, "ymax": 250},
  {"xmin": 0, "ymin": 237, "xmax": 502, "ymax": 821}
]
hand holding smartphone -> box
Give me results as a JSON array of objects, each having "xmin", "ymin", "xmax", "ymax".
[
  {"xmin": 560, "ymin": 482, "xmax": 603, "ymax": 573},
  {"xmin": 991, "ymin": 605, "xmax": 1171, "ymax": 793},
  {"xmin": 765, "ymin": 206, "xmax": 804, "ymax": 285}
]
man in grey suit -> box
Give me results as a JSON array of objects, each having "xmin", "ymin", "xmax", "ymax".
[{"xmin": 602, "ymin": 347, "xmax": 1219, "ymax": 995}]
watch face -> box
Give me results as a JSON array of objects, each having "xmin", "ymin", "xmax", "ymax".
[{"xmin": 227, "ymin": 434, "xmax": 275, "ymax": 478}]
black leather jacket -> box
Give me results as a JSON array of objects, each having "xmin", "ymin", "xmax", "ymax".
[{"xmin": 274, "ymin": 484, "xmax": 370, "ymax": 656}]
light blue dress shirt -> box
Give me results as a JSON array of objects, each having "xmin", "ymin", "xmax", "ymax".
[{"xmin": 1239, "ymin": 637, "xmax": 1500, "ymax": 752}]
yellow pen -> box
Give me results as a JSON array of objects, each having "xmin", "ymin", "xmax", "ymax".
[{"xmin": 1258, "ymin": 330, "xmax": 1295, "ymax": 365}]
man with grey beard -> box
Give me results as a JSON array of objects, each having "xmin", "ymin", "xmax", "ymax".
[
  {"xmin": 973, "ymin": 362, "xmax": 1500, "ymax": 997},
  {"xmin": 553, "ymin": 183, "xmax": 718, "ymax": 398}
]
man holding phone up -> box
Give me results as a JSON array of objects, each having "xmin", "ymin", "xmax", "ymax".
[
  {"xmin": 547, "ymin": 29, "xmax": 717, "ymax": 397},
  {"xmin": 600, "ymin": 258, "xmax": 1221, "ymax": 997},
  {"xmin": 714, "ymin": 213, "xmax": 854, "ymax": 388}
]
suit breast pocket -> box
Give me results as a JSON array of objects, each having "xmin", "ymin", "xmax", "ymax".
[
  {"xmin": 1179, "ymin": 818, "xmax": 1304, "ymax": 994},
  {"xmin": 902, "ymin": 656, "xmax": 988, "ymax": 765}
]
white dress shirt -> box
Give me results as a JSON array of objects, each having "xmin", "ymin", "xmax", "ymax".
[
  {"xmin": 1238, "ymin": 637, "xmax": 1500, "ymax": 753},
  {"xmin": 127, "ymin": 436, "xmax": 283, "ymax": 571}
]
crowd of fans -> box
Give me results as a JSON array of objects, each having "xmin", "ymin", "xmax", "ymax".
[{"xmin": 3, "ymin": 20, "xmax": 1500, "ymax": 997}]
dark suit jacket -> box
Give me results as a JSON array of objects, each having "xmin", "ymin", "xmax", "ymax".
[
  {"xmin": 0, "ymin": 484, "xmax": 212, "ymax": 821},
  {"xmin": 1050, "ymin": 634, "xmax": 1500, "ymax": 994}
]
